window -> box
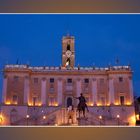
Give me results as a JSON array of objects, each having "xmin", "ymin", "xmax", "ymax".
[
  {"xmin": 34, "ymin": 78, "xmax": 38, "ymax": 84},
  {"xmin": 50, "ymin": 78, "xmax": 54, "ymax": 83},
  {"xmin": 50, "ymin": 85, "xmax": 54, "ymax": 92},
  {"xmin": 67, "ymin": 78, "xmax": 72, "ymax": 83},
  {"xmin": 101, "ymin": 97, "xmax": 106, "ymax": 105},
  {"xmin": 100, "ymin": 78, "xmax": 104, "ymax": 84},
  {"xmin": 14, "ymin": 76, "xmax": 19, "ymax": 82},
  {"xmin": 49, "ymin": 97, "xmax": 55, "ymax": 106},
  {"xmin": 12, "ymin": 95, "xmax": 18, "ymax": 104},
  {"xmin": 120, "ymin": 96, "xmax": 125, "ymax": 105},
  {"xmin": 67, "ymin": 44, "xmax": 70, "ymax": 50},
  {"xmin": 84, "ymin": 78, "xmax": 89, "ymax": 83},
  {"xmin": 119, "ymin": 77, "xmax": 123, "ymax": 82},
  {"xmin": 67, "ymin": 97, "xmax": 72, "ymax": 107},
  {"xmin": 33, "ymin": 97, "xmax": 37, "ymax": 106}
]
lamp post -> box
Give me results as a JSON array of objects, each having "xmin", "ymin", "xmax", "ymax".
[
  {"xmin": 26, "ymin": 115, "xmax": 29, "ymax": 125},
  {"xmin": 99, "ymin": 115, "xmax": 102, "ymax": 125},
  {"xmin": 117, "ymin": 115, "xmax": 120, "ymax": 125},
  {"xmin": 43, "ymin": 115, "xmax": 46, "ymax": 125}
]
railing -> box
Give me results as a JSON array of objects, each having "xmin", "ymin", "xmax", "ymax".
[
  {"xmin": 4, "ymin": 64, "xmax": 131, "ymax": 72},
  {"xmin": 8, "ymin": 107, "xmax": 130, "ymax": 126}
]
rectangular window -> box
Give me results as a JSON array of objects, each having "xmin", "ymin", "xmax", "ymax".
[
  {"xmin": 84, "ymin": 87, "xmax": 89, "ymax": 92},
  {"xmin": 49, "ymin": 97, "xmax": 55, "ymax": 106},
  {"xmin": 119, "ymin": 77, "xmax": 123, "ymax": 82},
  {"xmin": 50, "ymin": 85, "xmax": 54, "ymax": 92},
  {"xmin": 100, "ymin": 78, "xmax": 104, "ymax": 84},
  {"xmin": 50, "ymin": 78, "xmax": 54, "ymax": 83},
  {"xmin": 120, "ymin": 96, "xmax": 125, "ymax": 105},
  {"xmin": 67, "ymin": 78, "xmax": 72, "ymax": 83},
  {"xmin": 33, "ymin": 97, "xmax": 37, "ymax": 106},
  {"xmin": 34, "ymin": 78, "xmax": 38, "ymax": 84},
  {"xmin": 12, "ymin": 95, "xmax": 18, "ymax": 104},
  {"xmin": 101, "ymin": 97, "xmax": 106, "ymax": 105},
  {"xmin": 84, "ymin": 79, "xmax": 89, "ymax": 83},
  {"xmin": 14, "ymin": 76, "xmax": 19, "ymax": 82}
]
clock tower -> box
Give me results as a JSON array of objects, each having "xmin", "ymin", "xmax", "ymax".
[{"xmin": 62, "ymin": 34, "xmax": 75, "ymax": 68}]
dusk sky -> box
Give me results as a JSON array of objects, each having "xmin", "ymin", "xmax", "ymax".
[{"xmin": 0, "ymin": 14, "xmax": 140, "ymax": 100}]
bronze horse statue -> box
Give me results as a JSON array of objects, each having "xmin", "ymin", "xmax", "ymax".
[{"xmin": 75, "ymin": 93, "xmax": 89, "ymax": 118}]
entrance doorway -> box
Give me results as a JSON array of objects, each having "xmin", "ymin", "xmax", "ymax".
[{"xmin": 67, "ymin": 97, "xmax": 73, "ymax": 107}]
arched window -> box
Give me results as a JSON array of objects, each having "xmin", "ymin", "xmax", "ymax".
[
  {"xmin": 67, "ymin": 97, "xmax": 73, "ymax": 107},
  {"xmin": 67, "ymin": 44, "xmax": 70, "ymax": 50}
]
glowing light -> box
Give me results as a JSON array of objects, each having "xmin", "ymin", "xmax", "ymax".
[
  {"xmin": 38, "ymin": 103, "xmax": 42, "ymax": 106},
  {"xmin": 126, "ymin": 102, "xmax": 131, "ymax": 105},
  {"xmin": 28, "ymin": 103, "xmax": 33, "ymax": 106},
  {"xmin": 117, "ymin": 115, "xmax": 120, "ymax": 118},
  {"xmin": 99, "ymin": 115, "xmax": 102, "ymax": 119},
  {"xmin": 5, "ymin": 101, "xmax": 11, "ymax": 105},
  {"xmin": 0, "ymin": 115, "xmax": 3, "ymax": 124},
  {"xmin": 106, "ymin": 103, "xmax": 110, "ymax": 106},
  {"xmin": 97, "ymin": 103, "xmax": 102, "ymax": 106},
  {"xmin": 115, "ymin": 102, "xmax": 119, "ymax": 105},
  {"xmin": 54, "ymin": 102, "xmax": 58, "ymax": 106},
  {"xmin": 136, "ymin": 114, "xmax": 139, "ymax": 120},
  {"xmin": 48, "ymin": 102, "xmax": 58, "ymax": 106},
  {"xmin": 90, "ymin": 103, "xmax": 93, "ymax": 106},
  {"xmin": 130, "ymin": 116, "xmax": 136, "ymax": 125},
  {"xmin": 26, "ymin": 115, "xmax": 30, "ymax": 118},
  {"xmin": 13, "ymin": 102, "xmax": 18, "ymax": 105},
  {"xmin": 43, "ymin": 116, "xmax": 46, "ymax": 119},
  {"xmin": 55, "ymin": 124, "xmax": 58, "ymax": 126}
]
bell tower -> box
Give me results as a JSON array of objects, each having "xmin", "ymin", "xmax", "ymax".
[{"xmin": 62, "ymin": 34, "xmax": 75, "ymax": 68}]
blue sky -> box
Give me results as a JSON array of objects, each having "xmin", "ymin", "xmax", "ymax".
[{"xmin": 0, "ymin": 14, "xmax": 140, "ymax": 100}]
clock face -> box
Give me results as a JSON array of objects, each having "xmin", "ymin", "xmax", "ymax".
[{"xmin": 66, "ymin": 50, "xmax": 72, "ymax": 58}]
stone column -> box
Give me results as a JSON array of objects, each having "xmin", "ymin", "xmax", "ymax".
[
  {"xmin": 76, "ymin": 78, "xmax": 81, "ymax": 97},
  {"xmin": 41, "ymin": 78, "xmax": 47, "ymax": 105},
  {"xmin": 57, "ymin": 78, "xmax": 62, "ymax": 106},
  {"xmin": 129, "ymin": 76, "xmax": 134, "ymax": 104},
  {"xmin": 108, "ymin": 77, "xmax": 115, "ymax": 105},
  {"xmin": 24, "ymin": 76, "xmax": 30, "ymax": 105},
  {"xmin": 76, "ymin": 78, "xmax": 81, "ymax": 105},
  {"xmin": 92, "ymin": 78, "xmax": 97, "ymax": 105},
  {"xmin": 2, "ymin": 75, "xmax": 7, "ymax": 104}
]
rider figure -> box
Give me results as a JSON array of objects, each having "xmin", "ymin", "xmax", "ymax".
[{"xmin": 75, "ymin": 93, "xmax": 89, "ymax": 117}]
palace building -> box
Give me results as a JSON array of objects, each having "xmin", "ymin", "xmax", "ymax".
[{"xmin": 0, "ymin": 35, "xmax": 136, "ymax": 126}]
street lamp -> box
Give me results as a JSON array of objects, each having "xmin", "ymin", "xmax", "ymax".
[
  {"xmin": 43, "ymin": 115, "xmax": 46, "ymax": 125},
  {"xmin": 43, "ymin": 115, "xmax": 46, "ymax": 119},
  {"xmin": 26, "ymin": 115, "xmax": 30, "ymax": 125},
  {"xmin": 117, "ymin": 115, "xmax": 120, "ymax": 125},
  {"xmin": 99, "ymin": 115, "xmax": 102, "ymax": 125}
]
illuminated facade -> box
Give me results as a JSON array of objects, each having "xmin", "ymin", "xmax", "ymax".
[{"xmin": 0, "ymin": 35, "xmax": 136, "ymax": 126}]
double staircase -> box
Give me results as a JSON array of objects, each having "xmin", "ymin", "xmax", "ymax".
[
  {"xmin": 77, "ymin": 111, "xmax": 129, "ymax": 126},
  {"xmin": 11, "ymin": 107, "xmax": 129, "ymax": 126}
]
